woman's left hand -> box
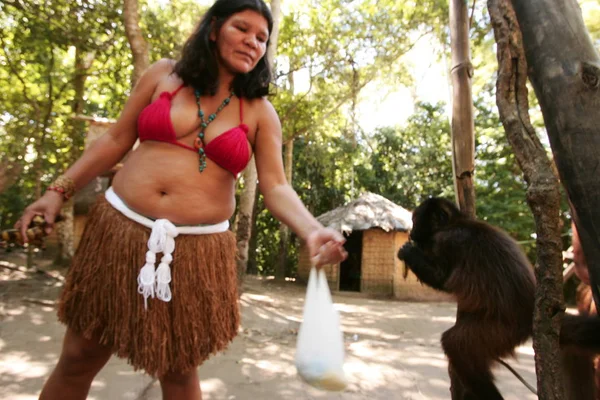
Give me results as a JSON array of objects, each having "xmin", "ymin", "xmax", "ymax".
[{"xmin": 306, "ymin": 227, "xmax": 348, "ymax": 268}]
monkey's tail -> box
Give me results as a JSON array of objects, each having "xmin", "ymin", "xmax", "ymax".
[
  {"xmin": 496, "ymin": 359, "xmax": 538, "ymax": 395},
  {"xmin": 561, "ymin": 314, "xmax": 600, "ymax": 351}
]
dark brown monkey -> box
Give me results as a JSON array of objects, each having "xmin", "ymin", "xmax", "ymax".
[{"xmin": 398, "ymin": 197, "xmax": 600, "ymax": 400}]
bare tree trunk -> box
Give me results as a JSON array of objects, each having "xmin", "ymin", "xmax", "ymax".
[
  {"xmin": 0, "ymin": 162, "xmax": 22, "ymax": 194},
  {"xmin": 235, "ymin": 0, "xmax": 282, "ymax": 288},
  {"xmin": 274, "ymin": 55, "xmax": 295, "ymax": 281},
  {"xmin": 55, "ymin": 46, "xmax": 94, "ymax": 265},
  {"xmin": 275, "ymin": 139, "xmax": 294, "ymax": 280},
  {"xmin": 266, "ymin": 0, "xmax": 281, "ymax": 69},
  {"xmin": 29, "ymin": 51, "xmax": 58, "ymax": 268},
  {"xmin": 55, "ymin": 199, "xmax": 74, "ymax": 265},
  {"xmin": 247, "ymin": 189, "xmax": 262, "ymax": 275},
  {"xmin": 71, "ymin": 47, "xmax": 94, "ymax": 159},
  {"xmin": 510, "ymin": 0, "xmax": 600, "ymax": 314},
  {"xmin": 123, "ymin": 0, "xmax": 149, "ymax": 87},
  {"xmin": 449, "ymin": 0, "xmax": 476, "ymax": 218},
  {"xmin": 489, "ymin": 1, "xmax": 566, "ymax": 398},
  {"xmin": 236, "ymin": 159, "xmax": 258, "ymax": 287}
]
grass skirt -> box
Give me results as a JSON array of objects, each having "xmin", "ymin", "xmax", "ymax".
[{"xmin": 57, "ymin": 195, "xmax": 239, "ymax": 377}]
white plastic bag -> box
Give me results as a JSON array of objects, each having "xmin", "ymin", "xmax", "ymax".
[{"xmin": 295, "ymin": 267, "xmax": 348, "ymax": 391}]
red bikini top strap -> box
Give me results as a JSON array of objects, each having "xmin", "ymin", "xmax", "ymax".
[
  {"xmin": 170, "ymin": 83, "xmax": 186, "ymax": 97},
  {"xmin": 239, "ymin": 96, "xmax": 244, "ymax": 123}
]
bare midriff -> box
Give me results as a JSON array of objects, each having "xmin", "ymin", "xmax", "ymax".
[{"xmin": 111, "ymin": 141, "xmax": 236, "ymax": 225}]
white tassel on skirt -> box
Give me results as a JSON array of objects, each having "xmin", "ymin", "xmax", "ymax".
[{"xmin": 105, "ymin": 187, "xmax": 229, "ymax": 309}]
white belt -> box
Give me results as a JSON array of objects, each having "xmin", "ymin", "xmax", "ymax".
[{"xmin": 105, "ymin": 187, "xmax": 229, "ymax": 309}]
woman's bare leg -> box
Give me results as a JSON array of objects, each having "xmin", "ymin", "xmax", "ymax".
[
  {"xmin": 160, "ymin": 369, "xmax": 202, "ymax": 400},
  {"xmin": 39, "ymin": 328, "xmax": 112, "ymax": 400}
]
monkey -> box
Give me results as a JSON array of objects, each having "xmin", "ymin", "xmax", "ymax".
[{"xmin": 397, "ymin": 197, "xmax": 600, "ymax": 400}]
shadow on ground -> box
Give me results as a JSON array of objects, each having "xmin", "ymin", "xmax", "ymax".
[{"xmin": 0, "ymin": 251, "xmax": 537, "ymax": 400}]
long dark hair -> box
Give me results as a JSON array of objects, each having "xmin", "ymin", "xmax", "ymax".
[{"xmin": 173, "ymin": 0, "xmax": 273, "ymax": 99}]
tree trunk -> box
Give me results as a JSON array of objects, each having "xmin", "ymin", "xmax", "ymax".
[
  {"xmin": 55, "ymin": 46, "xmax": 94, "ymax": 265},
  {"xmin": 247, "ymin": 189, "xmax": 262, "ymax": 275},
  {"xmin": 510, "ymin": 0, "xmax": 600, "ymax": 313},
  {"xmin": 266, "ymin": 0, "xmax": 281, "ymax": 70},
  {"xmin": 71, "ymin": 47, "xmax": 93, "ymax": 160},
  {"xmin": 29, "ymin": 51, "xmax": 57, "ymax": 268},
  {"xmin": 0, "ymin": 162, "xmax": 22, "ymax": 194},
  {"xmin": 236, "ymin": 158, "xmax": 258, "ymax": 287},
  {"xmin": 275, "ymin": 138, "xmax": 294, "ymax": 280},
  {"xmin": 55, "ymin": 199, "xmax": 75, "ymax": 266},
  {"xmin": 449, "ymin": 0, "xmax": 476, "ymax": 218},
  {"xmin": 123, "ymin": 0, "xmax": 149, "ymax": 87},
  {"xmin": 235, "ymin": 0, "xmax": 282, "ymax": 288},
  {"xmin": 489, "ymin": 1, "xmax": 566, "ymax": 398},
  {"xmin": 274, "ymin": 54, "xmax": 295, "ymax": 282}
]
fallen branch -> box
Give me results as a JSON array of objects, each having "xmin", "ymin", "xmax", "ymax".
[
  {"xmin": 22, "ymin": 298, "xmax": 56, "ymax": 307},
  {"xmin": 0, "ymin": 260, "xmax": 65, "ymax": 282}
]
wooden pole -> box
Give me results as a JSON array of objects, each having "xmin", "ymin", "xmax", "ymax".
[{"xmin": 449, "ymin": 0, "xmax": 476, "ymax": 218}]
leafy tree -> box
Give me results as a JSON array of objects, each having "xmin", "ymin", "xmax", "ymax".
[
  {"xmin": 356, "ymin": 103, "xmax": 454, "ymax": 209},
  {"xmin": 0, "ymin": 0, "xmax": 123, "ymax": 229},
  {"xmin": 0, "ymin": 0, "xmax": 205, "ymax": 232}
]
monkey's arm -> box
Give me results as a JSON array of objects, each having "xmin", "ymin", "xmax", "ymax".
[{"xmin": 398, "ymin": 242, "xmax": 451, "ymax": 292}]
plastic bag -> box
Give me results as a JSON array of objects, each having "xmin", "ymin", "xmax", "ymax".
[{"xmin": 295, "ymin": 267, "xmax": 348, "ymax": 391}]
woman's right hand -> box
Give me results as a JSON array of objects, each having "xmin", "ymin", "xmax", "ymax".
[{"xmin": 15, "ymin": 191, "xmax": 65, "ymax": 243}]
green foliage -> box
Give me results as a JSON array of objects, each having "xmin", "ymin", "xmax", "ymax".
[
  {"xmin": 581, "ymin": 0, "xmax": 600, "ymax": 48},
  {"xmin": 255, "ymin": 0, "xmax": 453, "ymax": 275},
  {"xmin": 273, "ymin": 0, "xmax": 450, "ymax": 144},
  {"xmin": 355, "ymin": 102, "xmax": 454, "ymax": 209},
  {"xmin": 0, "ymin": 0, "xmax": 206, "ymax": 230},
  {"xmin": 252, "ymin": 194, "xmax": 280, "ymax": 275},
  {"xmin": 244, "ymin": 0, "xmax": 560, "ymax": 275},
  {"xmin": 471, "ymin": 97, "xmax": 535, "ymax": 252},
  {"xmin": 1, "ymin": 0, "xmax": 574, "ymax": 279},
  {"xmin": 141, "ymin": 0, "xmax": 207, "ymax": 62},
  {"xmin": 0, "ymin": 0, "xmax": 124, "ymax": 228}
]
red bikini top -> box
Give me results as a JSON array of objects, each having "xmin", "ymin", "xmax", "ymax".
[{"xmin": 137, "ymin": 84, "xmax": 251, "ymax": 176}]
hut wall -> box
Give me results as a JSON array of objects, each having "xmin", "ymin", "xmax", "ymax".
[
  {"xmin": 393, "ymin": 231, "xmax": 453, "ymax": 301},
  {"xmin": 297, "ymin": 243, "xmax": 339, "ymax": 289},
  {"xmin": 361, "ymin": 229, "xmax": 395, "ymax": 295},
  {"xmin": 297, "ymin": 245, "xmax": 311, "ymax": 282},
  {"xmin": 298, "ymin": 230, "xmax": 450, "ymax": 301}
]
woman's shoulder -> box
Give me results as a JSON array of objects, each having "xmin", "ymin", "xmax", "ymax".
[
  {"xmin": 245, "ymin": 96, "xmax": 277, "ymax": 116},
  {"xmin": 152, "ymin": 58, "xmax": 177, "ymax": 71},
  {"xmin": 133, "ymin": 59, "xmax": 183, "ymax": 95},
  {"xmin": 141, "ymin": 59, "xmax": 178, "ymax": 84},
  {"xmin": 244, "ymin": 97, "xmax": 281, "ymax": 135}
]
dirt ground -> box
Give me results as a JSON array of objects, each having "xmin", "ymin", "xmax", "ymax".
[{"xmin": 0, "ymin": 251, "xmax": 538, "ymax": 400}]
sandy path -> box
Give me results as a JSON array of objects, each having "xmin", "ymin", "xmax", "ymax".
[{"xmin": 0, "ymin": 256, "xmax": 537, "ymax": 400}]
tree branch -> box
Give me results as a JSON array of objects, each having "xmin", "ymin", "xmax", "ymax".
[{"xmin": 489, "ymin": 0, "xmax": 565, "ymax": 397}]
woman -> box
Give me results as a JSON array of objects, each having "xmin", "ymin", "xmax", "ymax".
[
  {"xmin": 571, "ymin": 221, "xmax": 600, "ymax": 399},
  {"xmin": 16, "ymin": 0, "xmax": 347, "ymax": 399}
]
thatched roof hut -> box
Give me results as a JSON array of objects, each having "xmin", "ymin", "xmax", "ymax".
[
  {"xmin": 316, "ymin": 191, "xmax": 413, "ymax": 234},
  {"xmin": 297, "ymin": 192, "xmax": 449, "ymax": 301}
]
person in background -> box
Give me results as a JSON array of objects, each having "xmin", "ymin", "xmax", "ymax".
[{"xmin": 571, "ymin": 221, "xmax": 600, "ymax": 399}]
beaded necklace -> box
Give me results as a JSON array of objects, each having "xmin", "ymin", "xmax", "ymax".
[{"xmin": 193, "ymin": 89, "xmax": 235, "ymax": 172}]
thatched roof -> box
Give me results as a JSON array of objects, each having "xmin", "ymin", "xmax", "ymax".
[{"xmin": 317, "ymin": 192, "xmax": 413, "ymax": 234}]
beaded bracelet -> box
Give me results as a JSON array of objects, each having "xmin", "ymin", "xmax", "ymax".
[{"xmin": 46, "ymin": 175, "xmax": 76, "ymax": 201}]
